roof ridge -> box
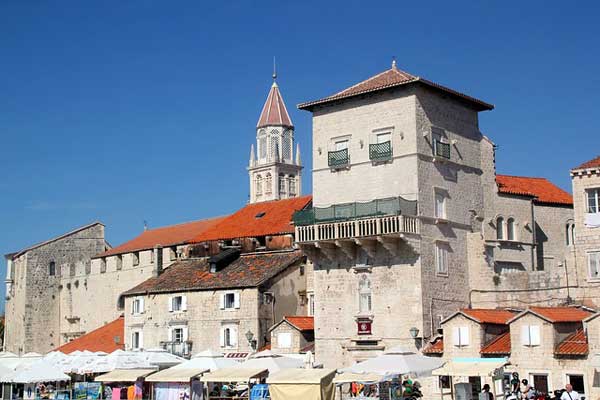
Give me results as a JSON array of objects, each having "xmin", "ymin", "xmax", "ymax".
[
  {"xmin": 144, "ymin": 215, "xmax": 228, "ymax": 232},
  {"xmin": 330, "ymin": 68, "xmax": 403, "ymax": 97}
]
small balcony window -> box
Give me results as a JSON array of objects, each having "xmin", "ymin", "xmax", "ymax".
[
  {"xmin": 328, "ymin": 148, "xmax": 350, "ymax": 167},
  {"xmin": 434, "ymin": 140, "xmax": 451, "ymax": 159},
  {"xmin": 369, "ymin": 141, "xmax": 392, "ymax": 161}
]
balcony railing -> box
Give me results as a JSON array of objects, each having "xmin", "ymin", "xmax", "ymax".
[
  {"xmin": 434, "ymin": 140, "xmax": 451, "ymax": 159},
  {"xmin": 160, "ymin": 340, "xmax": 193, "ymax": 358},
  {"xmin": 296, "ymin": 214, "xmax": 419, "ymax": 243},
  {"xmin": 328, "ymin": 148, "xmax": 350, "ymax": 167},
  {"xmin": 369, "ymin": 141, "xmax": 392, "ymax": 161}
]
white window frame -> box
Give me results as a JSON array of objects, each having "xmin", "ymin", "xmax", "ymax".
[
  {"xmin": 496, "ymin": 216, "xmax": 505, "ymax": 240},
  {"xmin": 277, "ymin": 332, "xmax": 293, "ymax": 349},
  {"xmin": 255, "ymin": 175, "xmax": 263, "ymax": 196},
  {"xmin": 521, "ymin": 324, "xmax": 541, "ymax": 346},
  {"xmin": 588, "ymin": 251, "xmax": 600, "ymax": 280},
  {"xmin": 278, "ymin": 174, "xmax": 287, "ymax": 194},
  {"xmin": 220, "ymin": 324, "xmax": 238, "ymax": 349},
  {"xmin": 334, "ymin": 138, "xmax": 349, "ymax": 151},
  {"xmin": 565, "ymin": 372, "xmax": 586, "ymax": 395},
  {"xmin": 436, "ymin": 242, "xmax": 449, "ymax": 276},
  {"xmin": 220, "ymin": 291, "xmax": 240, "ymax": 310},
  {"xmin": 506, "ymin": 217, "xmax": 517, "ymax": 241},
  {"xmin": 586, "ymin": 188, "xmax": 600, "ymax": 214},
  {"xmin": 131, "ymin": 330, "xmax": 143, "ymax": 350},
  {"xmin": 434, "ymin": 189, "xmax": 447, "ymax": 219},
  {"xmin": 169, "ymin": 295, "xmax": 187, "ymax": 313},
  {"xmin": 565, "ymin": 222, "xmax": 575, "ymax": 246},
  {"xmin": 452, "ymin": 326, "xmax": 470, "ymax": 347},
  {"xmin": 132, "ymin": 297, "xmax": 144, "ymax": 315}
]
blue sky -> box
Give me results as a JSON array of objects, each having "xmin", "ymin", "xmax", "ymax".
[{"xmin": 1, "ymin": 1, "xmax": 599, "ymax": 312}]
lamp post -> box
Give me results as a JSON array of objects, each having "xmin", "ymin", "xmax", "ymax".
[
  {"xmin": 245, "ymin": 330, "xmax": 257, "ymax": 351},
  {"xmin": 409, "ymin": 327, "xmax": 422, "ymax": 350}
]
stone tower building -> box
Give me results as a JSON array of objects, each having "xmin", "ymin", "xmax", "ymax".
[{"xmin": 248, "ymin": 74, "xmax": 302, "ymax": 203}]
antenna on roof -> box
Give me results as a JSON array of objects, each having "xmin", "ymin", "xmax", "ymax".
[
  {"xmin": 391, "ymin": 56, "xmax": 397, "ymax": 69},
  {"xmin": 273, "ymin": 56, "xmax": 277, "ymax": 81}
]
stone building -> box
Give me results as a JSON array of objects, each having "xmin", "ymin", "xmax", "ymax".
[
  {"xmin": 248, "ymin": 75, "xmax": 302, "ymax": 204},
  {"xmin": 4, "ymin": 222, "xmax": 107, "ymax": 354},
  {"xmin": 423, "ymin": 306, "xmax": 596, "ymax": 398},
  {"xmin": 268, "ymin": 316, "xmax": 315, "ymax": 354},
  {"xmin": 293, "ymin": 61, "xmax": 578, "ymax": 368}
]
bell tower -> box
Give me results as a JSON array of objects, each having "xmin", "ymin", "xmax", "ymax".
[{"xmin": 248, "ymin": 71, "xmax": 302, "ymax": 203}]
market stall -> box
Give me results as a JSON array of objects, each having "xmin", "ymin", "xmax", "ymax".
[
  {"xmin": 230, "ymin": 350, "xmax": 303, "ymax": 373},
  {"xmin": 95, "ymin": 368, "xmax": 157, "ymax": 399},
  {"xmin": 432, "ymin": 357, "xmax": 510, "ymax": 400},
  {"xmin": 267, "ymin": 368, "xmax": 336, "ymax": 400},
  {"xmin": 200, "ymin": 368, "xmax": 268, "ymax": 400},
  {"xmin": 146, "ymin": 368, "xmax": 207, "ymax": 400},
  {"xmin": 1, "ymin": 359, "xmax": 71, "ymax": 400}
]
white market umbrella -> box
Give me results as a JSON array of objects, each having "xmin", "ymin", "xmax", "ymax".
[
  {"xmin": 231, "ymin": 350, "xmax": 303, "ymax": 373},
  {"xmin": 137, "ymin": 348, "xmax": 185, "ymax": 368},
  {"xmin": 172, "ymin": 350, "xmax": 237, "ymax": 371},
  {"xmin": 84, "ymin": 350, "xmax": 153, "ymax": 374},
  {"xmin": 57, "ymin": 351, "xmax": 105, "ymax": 374},
  {"xmin": 344, "ymin": 347, "xmax": 443, "ymax": 378},
  {"xmin": 3, "ymin": 359, "xmax": 70, "ymax": 384}
]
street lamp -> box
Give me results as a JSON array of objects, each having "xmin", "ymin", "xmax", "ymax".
[
  {"xmin": 409, "ymin": 327, "xmax": 419, "ymax": 339},
  {"xmin": 245, "ymin": 330, "xmax": 257, "ymax": 351}
]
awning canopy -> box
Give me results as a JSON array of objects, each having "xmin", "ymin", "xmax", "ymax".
[
  {"xmin": 146, "ymin": 368, "xmax": 209, "ymax": 382},
  {"xmin": 332, "ymin": 372, "xmax": 385, "ymax": 384},
  {"xmin": 95, "ymin": 369, "xmax": 157, "ymax": 382},
  {"xmin": 200, "ymin": 368, "xmax": 268, "ymax": 383},
  {"xmin": 267, "ymin": 369, "xmax": 336, "ymax": 384},
  {"xmin": 433, "ymin": 358, "xmax": 509, "ymax": 378}
]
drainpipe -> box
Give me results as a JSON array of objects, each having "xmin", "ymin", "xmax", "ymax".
[{"xmin": 530, "ymin": 200, "xmax": 536, "ymax": 271}]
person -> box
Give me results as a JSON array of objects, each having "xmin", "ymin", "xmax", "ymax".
[
  {"xmin": 481, "ymin": 384, "xmax": 494, "ymax": 400},
  {"xmin": 521, "ymin": 379, "xmax": 536, "ymax": 400},
  {"xmin": 560, "ymin": 384, "xmax": 580, "ymax": 400}
]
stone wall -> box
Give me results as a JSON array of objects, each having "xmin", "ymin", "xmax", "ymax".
[{"xmin": 270, "ymin": 322, "xmax": 309, "ymax": 354}]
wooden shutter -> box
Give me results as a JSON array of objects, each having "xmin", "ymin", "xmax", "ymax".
[
  {"xmin": 452, "ymin": 327, "xmax": 460, "ymax": 346},
  {"xmin": 140, "ymin": 298, "xmax": 145, "ymax": 314},
  {"xmin": 231, "ymin": 325, "xmax": 238, "ymax": 347},
  {"xmin": 139, "ymin": 331, "xmax": 144, "ymax": 349},
  {"xmin": 234, "ymin": 292, "xmax": 240, "ymax": 309},
  {"xmin": 530, "ymin": 325, "xmax": 541, "ymax": 346},
  {"xmin": 168, "ymin": 297, "xmax": 173, "ymax": 312},
  {"xmin": 219, "ymin": 327, "xmax": 225, "ymax": 347},
  {"xmin": 183, "ymin": 326, "xmax": 189, "ymax": 342},
  {"xmin": 459, "ymin": 326, "xmax": 470, "ymax": 346},
  {"xmin": 521, "ymin": 325, "xmax": 530, "ymax": 346},
  {"xmin": 181, "ymin": 296, "xmax": 187, "ymax": 311},
  {"xmin": 220, "ymin": 294, "xmax": 225, "ymax": 309},
  {"xmin": 168, "ymin": 327, "xmax": 173, "ymax": 342}
]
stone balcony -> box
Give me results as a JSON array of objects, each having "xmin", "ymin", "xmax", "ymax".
[{"xmin": 160, "ymin": 340, "xmax": 193, "ymax": 358}]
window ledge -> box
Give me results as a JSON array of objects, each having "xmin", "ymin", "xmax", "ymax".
[
  {"xmin": 434, "ymin": 218, "xmax": 449, "ymax": 225},
  {"xmin": 436, "ymin": 272, "xmax": 449, "ymax": 278}
]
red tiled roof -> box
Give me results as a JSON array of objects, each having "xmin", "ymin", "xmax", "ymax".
[
  {"xmin": 480, "ymin": 331, "xmax": 511, "ymax": 355},
  {"xmin": 422, "ymin": 337, "xmax": 444, "ymax": 355},
  {"xmin": 285, "ymin": 316, "xmax": 314, "ymax": 331},
  {"xmin": 95, "ymin": 216, "xmax": 226, "ymax": 258},
  {"xmin": 574, "ymin": 156, "xmax": 600, "ymax": 170},
  {"xmin": 298, "ymin": 64, "xmax": 493, "ymax": 111},
  {"xmin": 123, "ymin": 250, "xmax": 304, "ymax": 295},
  {"xmin": 496, "ymin": 175, "xmax": 573, "ymax": 206},
  {"xmin": 555, "ymin": 329, "xmax": 588, "ymax": 356},
  {"xmin": 257, "ymin": 82, "xmax": 293, "ymax": 128},
  {"xmin": 191, "ymin": 196, "xmax": 312, "ymax": 242},
  {"xmin": 529, "ymin": 307, "xmax": 593, "ymax": 323},
  {"xmin": 461, "ymin": 309, "xmax": 516, "ymax": 325},
  {"xmin": 56, "ymin": 317, "xmax": 124, "ymax": 354}
]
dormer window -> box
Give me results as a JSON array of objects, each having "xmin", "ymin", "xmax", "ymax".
[
  {"xmin": 452, "ymin": 326, "xmax": 470, "ymax": 347},
  {"xmin": 521, "ymin": 324, "xmax": 541, "ymax": 346}
]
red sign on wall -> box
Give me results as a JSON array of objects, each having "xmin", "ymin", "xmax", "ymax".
[{"xmin": 357, "ymin": 319, "xmax": 372, "ymax": 335}]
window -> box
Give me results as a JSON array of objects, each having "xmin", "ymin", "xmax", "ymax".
[
  {"xmin": 587, "ymin": 188, "xmax": 600, "ymax": 213},
  {"xmin": 376, "ymin": 132, "xmax": 391, "ymax": 144},
  {"xmin": 308, "ymin": 292, "xmax": 315, "ymax": 316},
  {"xmin": 507, "ymin": 218, "xmax": 516, "ymax": 241},
  {"xmin": 172, "ymin": 328, "xmax": 184, "ymax": 343},
  {"xmin": 434, "ymin": 190, "xmax": 447, "ymax": 219},
  {"xmin": 335, "ymin": 139, "xmax": 348, "ymax": 151},
  {"xmin": 566, "ymin": 223, "xmax": 576, "ymax": 246},
  {"xmin": 132, "ymin": 252, "xmax": 140, "ymax": 266},
  {"xmin": 265, "ymin": 174, "xmax": 272, "ymax": 194},
  {"xmin": 150, "ymin": 249, "xmax": 155, "ymax": 264},
  {"xmin": 169, "ymin": 295, "xmax": 187, "ymax": 312},
  {"xmin": 288, "ymin": 175, "xmax": 296, "ymax": 196},
  {"xmin": 259, "ymin": 130, "xmax": 267, "ymax": 159},
  {"xmin": 278, "ymin": 174, "xmax": 286, "ymax": 194},
  {"xmin": 282, "ymin": 129, "xmax": 292, "ymax": 160},
  {"xmin": 170, "ymin": 246, "xmax": 178, "ymax": 261},
  {"xmin": 496, "ymin": 217, "xmax": 505, "ymax": 240},
  {"xmin": 277, "ymin": 332, "xmax": 292, "ymax": 348},
  {"xmin": 49, "ymin": 261, "xmax": 56, "ymax": 276},
  {"xmin": 69, "ymin": 263, "xmax": 76, "ymax": 277},
  {"xmin": 220, "ymin": 324, "xmax": 238, "ymax": 348},
  {"xmin": 329, "ymin": 139, "xmax": 350, "ymax": 167},
  {"xmin": 220, "ymin": 292, "xmax": 240, "ymax": 310},
  {"xmin": 270, "ymin": 130, "xmax": 280, "ymax": 160},
  {"xmin": 436, "ymin": 243, "xmax": 449, "ymax": 275},
  {"xmin": 255, "ymin": 175, "xmax": 263, "ymax": 195},
  {"xmin": 131, "ymin": 331, "xmax": 143, "ymax": 350},
  {"xmin": 452, "ymin": 326, "xmax": 470, "ymax": 347},
  {"xmin": 116, "ymin": 255, "xmax": 123, "ymax": 270},
  {"xmin": 567, "ymin": 374, "xmax": 585, "ymax": 394},
  {"xmin": 132, "ymin": 297, "xmax": 144, "ymax": 315},
  {"xmin": 588, "ymin": 251, "xmax": 600, "ymax": 279},
  {"xmin": 532, "ymin": 375, "xmax": 549, "ymax": 395},
  {"xmin": 521, "ymin": 324, "xmax": 541, "ymax": 346},
  {"xmin": 433, "ymin": 132, "xmax": 451, "ymax": 159},
  {"xmin": 370, "ymin": 132, "xmax": 392, "ymax": 161},
  {"xmin": 358, "ymin": 275, "xmax": 372, "ymax": 314}
]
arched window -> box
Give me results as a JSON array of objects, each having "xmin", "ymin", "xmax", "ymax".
[
  {"xmin": 265, "ymin": 173, "xmax": 272, "ymax": 194},
  {"xmin": 278, "ymin": 174, "xmax": 286, "ymax": 195},
  {"xmin": 49, "ymin": 261, "xmax": 56, "ymax": 276},
  {"xmin": 566, "ymin": 222, "xmax": 576, "ymax": 246},
  {"xmin": 270, "ymin": 129, "xmax": 280, "ymax": 160},
  {"xmin": 255, "ymin": 175, "xmax": 263, "ymax": 196},
  {"xmin": 224, "ymin": 328, "xmax": 231, "ymax": 347},
  {"xmin": 282, "ymin": 129, "xmax": 292, "ymax": 160},
  {"xmin": 288, "ymin": 175, "xmax": 296, "ymax": 196},
  {"xmin": 496, "ymin": 217, "xmax": 505, "ymax": 240},
  {"xmin": 507, "ymin": 218, "xmax": 516, "ymax": 241},
  {"xmin": 358, "ymin": 274, "xmax": 372, "ymax": 314},
  {"xmin": 258, "ymin": 130, "xmax": 267, "ymax": 159}
]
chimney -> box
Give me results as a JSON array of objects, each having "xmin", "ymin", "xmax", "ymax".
[{"xmin": 153, "ymin": 245, "xmax": 163, "ymax": 277}]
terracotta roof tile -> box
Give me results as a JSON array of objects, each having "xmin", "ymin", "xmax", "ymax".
[
  {"xmin": 285, "ymin": 316, "xmax": 314, "ymax": 331},
  {"xmin": 422, "ymin": 337, "xmax": 444, "ymax": 355},
  {"xmin": 574, "ymin": 156, "xmax": 600, "ymax": 170},
  {"xmin": 496, "ymin": 175, "xmax": 573, "ymax": 206},
  {"xmin": 480, "ymin": 331, "xmax": 511, "ymax": 355},
  {"xmin": 461, "ymin": 309, "xmax": 516, "ymax": 325},
  {"xmin": 123, "ymin": 250, "xmax": 304, "ymax": 296},
  {"xmin": 95, "ymin": 216, "xmax": 226, "ymax": 258},
  {"xmin": 555, "ymin": 329, "xmax": 588, "ymax": 356},
  {"xmin": 257, "ymin": 82, "xmax": 293, "ymax": 128},
  {"xmin": 529, "ymin": 307, "xmax": 593, "ymax": 323},
  {"xmin": 56, "ymin": 317, "xmax": 124, "ymax": 354},
  {"xmin": 298, "ymin": 65, "xmax": 493, "ymax": 111},
  {"xmin": 191, "ymin": 196, "xmax": 312, "ymax": 242}
]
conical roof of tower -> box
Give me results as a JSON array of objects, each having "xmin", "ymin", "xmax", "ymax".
[{"xmin": 257, "ymin": 82, "xmax": 293, "ymax": 129}]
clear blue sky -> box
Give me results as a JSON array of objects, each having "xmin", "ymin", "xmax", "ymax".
[{"xmin": 1, "ymin": 1, "xmax": 599, "ymax": 312}]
